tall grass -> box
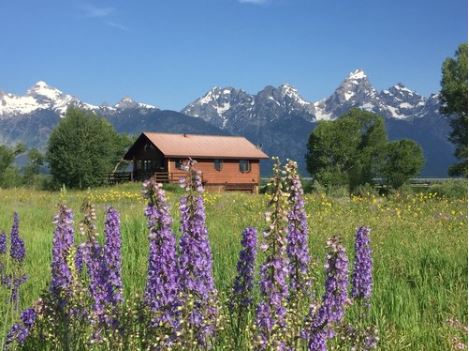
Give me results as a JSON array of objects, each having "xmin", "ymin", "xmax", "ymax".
[{"xmin": 0, "ymin": 184, "xmax": 467, "ymax": 350}]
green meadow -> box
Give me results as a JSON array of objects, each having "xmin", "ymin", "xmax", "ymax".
[{"xmin": 0, "ymin": 183, "xmax": 467, "ymax": 350}]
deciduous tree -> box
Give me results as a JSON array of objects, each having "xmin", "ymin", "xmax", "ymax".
[
  {"xmin": 381, "ymin": 140, "xmax": 424, "ymax": 189},
  {"xmin": 440, "ymin": 43, "xmax": 468, "ymax": 176},
  {"xmin": 305, "ymin": 109, "xmax": 387, "ymax": 192},
  {"xmin": 46, "ymin": 107, "xmax": 130, "ymax": 188}
]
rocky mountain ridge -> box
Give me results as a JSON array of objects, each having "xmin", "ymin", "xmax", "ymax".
[{"xmin": 0, "ymin": 70, "xmax": 455, "ymax": 176}]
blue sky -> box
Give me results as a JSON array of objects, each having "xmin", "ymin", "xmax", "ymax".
[{"xmin": 1, "ymin": 0, "xmax": 467, "ymax": 110}]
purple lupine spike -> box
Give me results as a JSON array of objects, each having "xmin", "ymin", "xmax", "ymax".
[
  {"xmin": 50, "ymin": 205, "xmax": 74, "ymax": 296},
  {"xmin": 8, "ymin": 213, "xmax": 27, "ymax": 307},
  {"xmin": 104, "ymin": 207, "xmax": 123, "ymax": 305},
  {"xmin": 75, "ymin": 244, "xmax": 84, "ymax": 273},
  {"xmin": 255, "ymin": 158, "xmax": 290, "ymax": 350},
  {"xmin": 0, "ymin": 231, "xmax": 6, "ymax": 278},
  {"xmin": 11, "ymin": 275, "xmax": 28, "ymax": 304},
  {"xmin": 303, "ymin": 305, "xmax": 328, "ymax": 351},
  {"xmin": 0, "ymin": 231, "xmax": 6, "ymax": 254},
  {"xmin": 85, "ymin": 240, "xmax": 109, "ymax": 327},
  {"xmin": 20, "ymin": 308, "xmax": 37, "ymax": 331},
  {"xmin": 178, "ymin": 168, "xmax": 218, "ymax": 346},
  {"xmin": 285, "ymin": 160, "xmax": 311, "ymax": 294},
  {"xmin": 5, "ymin": 308, "xmax": 36, "ymax": 348},
  {"xmin": 5, "ymin": 323, "xmax": 25, "ymax": 348},
  {"xmin": 322, "ymin": 237, "xmax": 349, "ymax": 323},
  {"xmin": 351, "ymin": 226, "xmax": 373, "ymax": 301},
  {"xmin": 10, "ymin": 213, "xmax": 25, "ymax": 263},
  {"xmin": 303, "ymin": 237, "xmax": 349, "ymax": 350},
  {"xmin": 79, "ymin": 201, "xmax": 111, "ymax": 330},
  {"xmin": 143, "ymin": 178, "xmax": 179, "ymax": 333},
  {"xmin": 230, "ymin": 227, "xmax": 257, "ymax": 311}
]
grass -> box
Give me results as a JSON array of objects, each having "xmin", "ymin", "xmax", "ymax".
[{"xmin": 0, "ymin": 183, "xmax": 467, "ymax": 350}]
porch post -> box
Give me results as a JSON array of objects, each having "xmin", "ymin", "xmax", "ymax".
[{"xmin": 167, "ymin": 158, "xmax": 171, "ymax": 182}]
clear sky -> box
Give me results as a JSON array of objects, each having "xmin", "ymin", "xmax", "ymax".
[{"xmin": 1, "ymin": 0, "xmax": 467, "ymax": 110}]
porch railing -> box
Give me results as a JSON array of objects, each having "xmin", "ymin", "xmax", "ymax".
[{"xmin": 107, "ymin": 171, "xmax": 196, "ymax": 184}]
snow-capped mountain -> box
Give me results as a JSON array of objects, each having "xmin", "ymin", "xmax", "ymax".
[
  {"xmin": 181, "ymin": 69, "xmax": 454, "ymax": 176},
  {"xmin": 0, "ymin": 81, "xmax": 157, "ymax": 118},
  {"xmin": 182, "ymin": 87, "xmax": 253, "ymax": 128},
  {"xmin": 182, "ymin": 83, "xmax": 317, "ymax": 130},
  {"xmin": 0, "ymin": 73, "xmax": 455, "ymax": 177},
  {"xmin": 182, "ymin": 69, "xmax": 439, "ymax": 125}
]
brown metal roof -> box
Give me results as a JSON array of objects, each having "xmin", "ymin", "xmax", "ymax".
[{"xmin": 140, "ymin": 132, "xmax": 269, "ymax": 159}]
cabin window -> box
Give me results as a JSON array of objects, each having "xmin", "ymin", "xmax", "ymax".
[
  {"xmin": 239, "ymin": 160, "xmax": 251, "ymax": 173},
  {"xmin": 175, "ymin": 159, "xmax": 184, "ymax": 170},
  {"xmin": 214, "ymin": 159, "xmax": 223, "ymax": 171},
  {"xmin": 143, "ymin": 160, "xmax": 154, "ymax": 172}
]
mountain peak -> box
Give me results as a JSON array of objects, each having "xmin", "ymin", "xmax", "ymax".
[
  {"xmin": 347, "ymin": 69, "xmax": 367, "ymax": 80},
  {"xmin": 391, "ymin": 83, "xmax": 415, "ymax": 94},
  {"xmin": 278, "ymin": 83, "xmax": 297, "ymax": 94},
  {"xmin": 32, "ymin": 80, "xmax": 49, "ymax": 89},
  {"xmin": 114, "ymin": 96, "xmax": 156, "ymax": 110},
  {"xmin": 27, "ymin": 80, "xmax": 63, "ymax": 99}
]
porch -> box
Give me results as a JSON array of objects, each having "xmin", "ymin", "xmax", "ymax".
[{"xmin": 108, "ymin": 170, "xmax": 189, "ymax": 184}]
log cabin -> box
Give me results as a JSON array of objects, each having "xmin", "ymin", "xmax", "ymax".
[{"xmin": 123, "ymin": 132, "xmax": 269, "ymax": 193}]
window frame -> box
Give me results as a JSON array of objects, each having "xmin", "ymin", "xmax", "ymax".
[
  {"xmin": 175, "ymin": 159, "xmax": 184, "ymax": 170},
  {"xmin": 239, "ymin": 159, "xmax": 251, "ymax": 173},
  {"xmin": 214, "ymin": 159, "xmax": 223, "ymax": 172}
]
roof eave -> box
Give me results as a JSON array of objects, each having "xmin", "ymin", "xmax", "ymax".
[{"xmin": 165, "ymin": 155, "xmax": 269, "ymax": 160}]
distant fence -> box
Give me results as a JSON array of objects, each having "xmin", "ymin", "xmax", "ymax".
[{"xmin": 261, "ymin": 177, "xmax": 464, "ymax": 188}]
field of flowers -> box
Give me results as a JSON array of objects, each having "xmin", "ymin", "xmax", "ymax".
[{"xmin": 0, "ymin": 167, "xmax": 466, "ymax": 350}]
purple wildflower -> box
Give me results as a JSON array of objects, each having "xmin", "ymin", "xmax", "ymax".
[
  {"xmin": 7, "ymin": 213, "xmax": 27, "ymax": 307},
  {"xmin": 20, "ymin": 308, "xmax": 37, "ymax": 329},
  {"xmin": 178, "ymin": 167, "xmax": 218, "ymax": 346},
  {"xmin": 104, "ymin": 207, "xmax": 123, "ymax": 305},
  {"xmin": 0, "ymin": 231, "xmax": 6, "ymax": 254},
  {"xmin": 304, "ymin": 305, "xmax": 329, "ymax": 351},
  {"xmin": 5, "ymin": 323, "xmax": 25, "ymax": 348},
  {"xmin": 322, "ymin": 237, "xmax": 348, "ymax": 323},
  {"xmin": 143, "ymin": 178, "xmax": 179, "ymax": 333},
  {"xmin": 11, "ymin": 275, "xmax": 28, "ymax": 305},
  {"xmin": 10, "ymin": 213, "xmax": 25, "ymax": 263},
  {"xmin": 85, "ymin": 241, "xmax": 110, "ymax": 328},
  {"xmin": 230, "ymin": 227, "xmax": 257, "ymax": 311},
  {"xmin": 75, "ymin": 244, "xmax": 84, "ymax": 273},
  {"xmin": 303, "ymin": 237, "xmax": 349, "ymax": 350},
  {"xmin": 80, "ymin": 201, "xmax": 111, "ymax": 329},
  {"xmin": 0, "ymin": 231, "xmax": 6, "ymax": 278},
  {"xmin": 285, "ymin": 160, "xmax": 311, "ymax": 294},
  {"xmin": 50, "ymin": 205, "xmax": 74, "ymax": 296},
  {"xmin": 351, "ymin": 226, "xmax": 373, "ymax": 301},
  {"xmin": 5, "ymin": 308, "xmax": 36, "ymax": 348},
  {"xmin": 255, "ymin": 158, "xmax": 290, "ymax": 350}
]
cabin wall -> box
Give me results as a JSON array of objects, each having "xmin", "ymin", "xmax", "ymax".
[
  {"xmin": 168, "ymin": 159, "xmax": 261, "ymax": 185},
  {"xmin": 131, "ymin": 138, "xmax": 167, "ymax": 179}
]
